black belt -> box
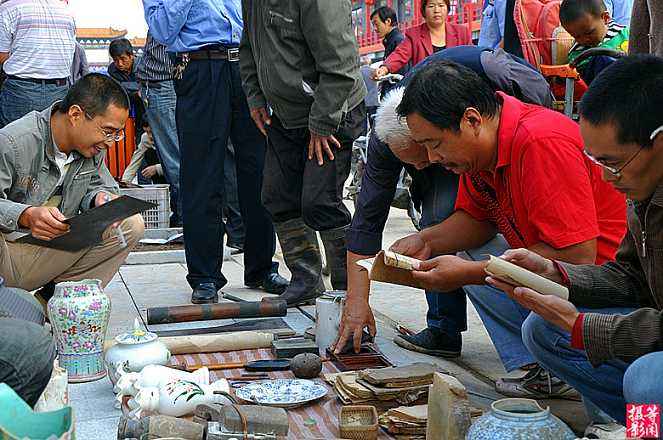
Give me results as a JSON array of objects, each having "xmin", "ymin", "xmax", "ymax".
[
  {"xmin": 6, "ymin": 75, "xmax": 68, "ymax": 86},
  {"xmin": 187, "ymin": 47, "xmax": 240, "ymax": 62}
]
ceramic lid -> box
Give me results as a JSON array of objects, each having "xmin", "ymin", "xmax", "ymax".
[{"xmin": 115, "ymin": 318, "xmax": 158, "ymax": 345}]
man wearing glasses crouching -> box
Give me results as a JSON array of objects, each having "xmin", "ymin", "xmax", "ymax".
[
  {"xmin": 487, "ymin": 55, "xmax": 663, "ymax": 430},
  {"xmin": 0, "ymin": 73, "xmax": 144, "ymax": 305}
]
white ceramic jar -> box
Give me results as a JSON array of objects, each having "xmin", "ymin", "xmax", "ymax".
[{"xmin": 104, "ymin": 318, "xmax": 171, "ymax": 385}]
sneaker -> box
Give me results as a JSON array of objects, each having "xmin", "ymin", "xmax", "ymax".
[
  {"xmin": 583, "ymin": 422, "xmax": 627, "ymax": 439},
  {"xmin": 393, "ymin": 327, "xmax": 462, "ymax": 358},
  {"xmin": 495, "ymin": 365, "xmax": 580, "ymax": 400}
]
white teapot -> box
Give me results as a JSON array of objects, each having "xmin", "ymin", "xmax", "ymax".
[
  {"xmin": 129, "ymin": 378, "xmax": 231, "ymax": 418},
  {"xmin": 114, "ymin": 364, "xmax": 210, "ymax": 408},
  {"xmin": 105, "ymin": 318, "xmax": 171, "ymax": 386}
]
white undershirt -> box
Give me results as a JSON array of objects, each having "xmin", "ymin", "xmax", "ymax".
[{"xmin": 53, "ymin": 146, "xmax": 75, "ymax": 187}]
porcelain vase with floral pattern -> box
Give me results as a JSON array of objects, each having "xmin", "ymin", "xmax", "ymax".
[
  {"xmin": 47, "ymin": 279, "xmax": 111, "ymax": 383},
  {"xmin": 467, "ymin": 398, "xmax": 576, "ymax": 440},
  {"xmin": 128, "ymin": 379, "xmax": 231, "ymax": 418}
]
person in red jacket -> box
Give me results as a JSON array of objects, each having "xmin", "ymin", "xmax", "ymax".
[{"xmin": 373, "ymin": 0, "xmax": 473, "ymax": 79}]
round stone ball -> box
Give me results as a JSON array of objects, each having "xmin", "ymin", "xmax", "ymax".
[{"xmin": 290, "ymin": 353, "xmax": 323, "ymax": 379}]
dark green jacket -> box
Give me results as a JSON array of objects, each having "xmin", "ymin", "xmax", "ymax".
[{"xmin": 239, "ymin": 0, "xmax": 367, "ymax": 137}]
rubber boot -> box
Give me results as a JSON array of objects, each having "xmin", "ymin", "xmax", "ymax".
[
  {"xmin": 272, "ymin": 218, "xmax": 325, "ymax": 306},
  {"xmin": 319, "ymin": 225, "xmax": 349, "ymax": 291}
]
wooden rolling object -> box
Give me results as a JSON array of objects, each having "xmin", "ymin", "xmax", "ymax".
[{"xmin": 147, "ymin": 300, "xmax": 287, "ymax": 325}]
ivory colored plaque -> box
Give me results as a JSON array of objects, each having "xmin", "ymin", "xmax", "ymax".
[
  {"xmin": 485, "ymin": 255, "xmax": 569, "ymax": 300},
  {"xmin": 356, "ymin": 250, "xmax": 424, "ymax": 289}
]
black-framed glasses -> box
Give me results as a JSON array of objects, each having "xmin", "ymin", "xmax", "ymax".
[
  {"xmin": 83, "ymin": 110, "xmax": 125, "ymax": 142},
  {"xmin": 584, "ymin": 124, "xmax": 663, "ymax": 178}
]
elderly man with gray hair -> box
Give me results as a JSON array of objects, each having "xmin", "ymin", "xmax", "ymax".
[{"xmin": 335, "ymin": 46, "xmax": 552, "ymax": 359}]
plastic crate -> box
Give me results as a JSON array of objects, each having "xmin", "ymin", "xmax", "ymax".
[{"xmin": 119, "ymin": 184, "xmax": 170, "ymax": 229}]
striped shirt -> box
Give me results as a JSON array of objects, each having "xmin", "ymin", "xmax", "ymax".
[
  {"xmin": 567, "ymin": 21, "xmax": 629, "ymax": 67},
  {"xmin": 135, "ymin": 32, "xmax": 173, "ymax": 82},
  {"xmin": 0, "ymin": 0, "xmax": 76, "ymax": 79}
]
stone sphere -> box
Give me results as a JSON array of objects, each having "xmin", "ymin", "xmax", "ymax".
[{"xmin": 290, "ymin": 353, "xmax": 323, "ymax": 379}]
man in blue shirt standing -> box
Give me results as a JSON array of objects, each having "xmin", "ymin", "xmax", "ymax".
[
  {"xmin": 478, "ymin": 0, "xmax": 507, "ymax": 48},
  {"xmin": 143, "ymin": 0, "xmax": 288, "ymax": 304}
]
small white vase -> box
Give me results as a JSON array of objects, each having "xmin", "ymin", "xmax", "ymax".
[
  {"xmin": 114, "ymin": 364, "xmax": 209, "ymax": 408},
  {"xmin": 105, "ymin": 318, "xmax": 171, "ymax": 386},
  {"xmin": 129, "ymin": 379, "xmax": 231, "ymax": 418}
]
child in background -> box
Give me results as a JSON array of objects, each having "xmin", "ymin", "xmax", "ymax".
[
  {"xmin": 560, "ymin": 0, "xmax": 629, "ymax": 83},
  {"xmin": 122, "ymin": 121, "xmax": 166, "ymax": 185}
]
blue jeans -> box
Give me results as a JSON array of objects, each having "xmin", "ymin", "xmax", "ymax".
[
  {"xmin": 419, "ymin": 170, "xmax": 467, "ymax": 335},
  {"xmin": 462, "ymin": 236, "xmax": 538, "ymax": 371},
  {"xmin": 522, "ymin": 310, "xmax": 663, "ymax": 425},
  {"xmin": 0, "ymin": 78, "xmax": 68, "ymax": 127},
  {"xmin": 140, "ymin": 81, "xmax": 182, "ymax": 225}
]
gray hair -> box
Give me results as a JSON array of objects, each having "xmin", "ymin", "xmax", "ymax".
[{"xmin": 374, "ymin": 87, "xmax": 412, "ymax": 151}]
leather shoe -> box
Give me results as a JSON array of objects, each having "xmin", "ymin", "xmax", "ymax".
[
  {"xmin": 246, "ymin": 271, "xmax": 289, "ymax": 295},
  {"xmin": 191, "ymin": 282, "xmax": 219, "ymax": 304}
]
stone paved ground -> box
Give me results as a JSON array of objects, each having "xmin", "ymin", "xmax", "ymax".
[{"xmin": 69, "ymin": 207, "xmax": 588, "ymax": 438}]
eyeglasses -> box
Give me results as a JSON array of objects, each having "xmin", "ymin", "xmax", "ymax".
[
  {"xmin": 584, "ymin": 124, "xmax": 663, "ymax": 178},
  {"xmin": 84, "ymin": 110, "xmax": 125, "ymax": 142}
]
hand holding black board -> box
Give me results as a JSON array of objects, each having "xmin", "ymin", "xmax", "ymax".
[{"xmin": 16, "ymin": 195, "xmax": 156, "ymax": 251}]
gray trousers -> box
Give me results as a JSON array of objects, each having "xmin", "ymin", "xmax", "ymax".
[{"xmin": 0, "ymin": 316, "xmax": 56, "ymax": 407}]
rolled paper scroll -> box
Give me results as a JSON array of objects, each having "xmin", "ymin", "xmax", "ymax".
[
  {"xmin": 160, "ymin": 331, "xmax": 275, "ymax": 355},
  {"xmin": 485, "ymin": 255, "xmax": 570, "ymax": 300}
]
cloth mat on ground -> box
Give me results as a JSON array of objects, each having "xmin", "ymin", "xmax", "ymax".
[{"xmin": 170, "ymin": 348, "xmax": 396, "ymax": 439}]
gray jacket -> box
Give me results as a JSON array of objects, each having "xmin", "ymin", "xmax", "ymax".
[
  {"xmin": 239, "ymin": 0, "xmax": 367, "ymax": 136},
  {"xmin": 0, "ymin": 105, "xmax": 118, "ymax": 233}
]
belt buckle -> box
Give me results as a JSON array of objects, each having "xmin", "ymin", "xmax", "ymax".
[{"xmin": 227, "ymin": 48, "xmax": 240, "ymax": 62}]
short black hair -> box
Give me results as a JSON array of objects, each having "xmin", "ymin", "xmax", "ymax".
[
  {"xmin": 58, "ymin": 73, "xmax": 130, "ymax": 117},
  {"xmin": 109, "ymin": 38, "xmax": 134, "ymax": 58},
  {"xmin": 371, "ymin": 6, "xmax": 398, "ymax": 25},
  {"xmin": 559, "ymin": 0, "xmax": 606, "ymax": 25},
  {"xmin": 579, "ymin": 55, "xmax": 663, "ymax": 148},
  {"xmin": 397, "ymin": 60, "xmax": 498, "ymax": 132},
  {"xmin": 421, "ymin": 0, "xmax": 451, "ymax": 16}
]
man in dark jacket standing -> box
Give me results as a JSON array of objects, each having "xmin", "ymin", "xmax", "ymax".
[
  {"xmin": 371, "ymin": 6, "xmax": 405, "ymax": 60},
  {"xmin": 240, "ymin": 0, "xmax": 367, "ymax": 306},
  {"xmin": 371, "ymin": 6, "xmax": 407, "ymax": 97},
  {"xmin": 144, "ymin": 0, "xmax": 288, "ymax": 305}
]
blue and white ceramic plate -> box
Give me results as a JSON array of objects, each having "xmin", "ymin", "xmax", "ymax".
[{"xmin": 235, "ymin": 379, "xmax": 328, "ymax": 408}]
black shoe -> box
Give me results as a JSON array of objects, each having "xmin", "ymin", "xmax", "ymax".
[
  {"xmin": 227, "ymin": 241, "xmax": 244, "ymax": 254},
  {"xmin": 495, "ymin": 365, "xmax": 580, "ymax": 400},
  {"xmin": 245, "ymin": 271, "xmax": 289, "ymax": 295},
  {"xmin": 394, "ymin": 327, "xmax": 462, "ymax": 358},
  {"xmin": 191, "ymin": 282, "xmax": 219, "ymax": 304}
]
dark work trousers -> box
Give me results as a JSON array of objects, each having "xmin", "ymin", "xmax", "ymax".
[
  {"xmin": 262, "ymin": 104, "xmax": 366, "ymax": 231},
  {"xmin": 175, "ymin": 58, "xmax": 276, "ymax": 290}
]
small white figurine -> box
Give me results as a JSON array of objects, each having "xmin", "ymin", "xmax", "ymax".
[
  {"xmin": 114, "ymin": 364, "xmax": 210, "ymax": 409},
  {"xmin": 128, "ymin": 378, "xmax": 231, "ymax": 418}
]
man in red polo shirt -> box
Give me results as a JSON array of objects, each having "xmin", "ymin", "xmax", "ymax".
[{"xmin": 389, "ymin": 60, "xmax": 626, "ymax": 399}]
